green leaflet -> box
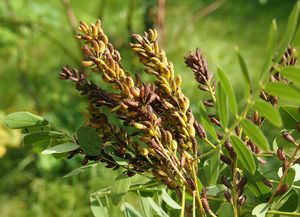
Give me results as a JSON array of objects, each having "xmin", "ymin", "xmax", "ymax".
[
  {"xmin": 275, "ymin": 2, "xmax": 300, "ymax": 62},
  {"xmin": 4, "ymin": 112, "xmax": 48, "ymax": 129},
  {"xmin": 77, "ymin": 126, "xmax": 101, "ymax": 156},
  {"xmin": 217, "ymin": 67, "xmax": 238, "ymax": 116},
  {"xmin": 41, "ymin": 143, "xmax": 79, "ymax": 154},
  {"xmin": 279, "ymin": 66, "xmax": 300, "ymax": 87},
  {"xmin": 240, "ymin": 119, "xmax": 269, "ymax": 151},
  {"xmin": 199, "ymin": 102, "xmax": 218, "ymax": 141},
  {"xmin": 252, "ymin": 203, "xmax": 271, "ymax": 217},
  {"xmin": 230, "ymin": 135, "xmax": 256, "ymax": 175},
  {"xmin": 260, "ymin": 19, "xmax": 277, "ymax": 80},
  {"xmin": 216, "ymin": 82, "xmax": 228, "ymax": 129},
  {"xmin": 110, "ymin": 174, "xmax": 131, "ymax": 205},
  {"xmin": 253, "ymin": 99, "xmax": 282, "ymax": 127},
  {"xmin": 264, "ymin": 82, "xmax": 300, "ymax": 104}
]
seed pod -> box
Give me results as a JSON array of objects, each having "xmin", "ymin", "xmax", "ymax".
[
  {"xmin": 210, "ymin": 117, "xmax": 221, "ymax": 127},
  {"xmin": 225, "ymin": 141, "xmax": 236, "ymax": 159},
  {"xmin": 297, "ymin": 122, "xmax": 300, "ymax": 132},
  {"xmin": 127, "ymin": 171, "xmax": 136, "ymax": 177},
  {"xmin": 130, "ymin": 87, "xmax": 140, "ymax": 97},
  {"xmin": 170, "ymin": 140, "xmax": 177, "ymax": 152},
  {"xmin": 204, "ymin": 99, "xmax": 214, "ymax": 107},
  {"xmin": 187, "ymin": 124, "xmax": 196, "ymax": 137},
  {"xmin": 237, "ymin": 177, "xmax": 247, "ymax": 189},
  {"xmin": 186, "ymin": 177, "xmax": 196, "ymax": 191},
  {"xmin": 238, "ymin": 195, "xmax": 246, "ymax": 206},
  {"xmin": 220, "ymin": 154, "xmax": 232, "ymax": 165},
  {"xmin": 81, "ymin": 156, "xmax": 89, "ymax": 165},
  {"xmin": 262, "ymin": 178, "xmax": 273, "ymax": 188},
  {"xmin": 221, "ymin": 176, "xmax": 232, "ymax": 188},
  {"xmin": 132, "ymin": 122, "xmax": 147, "ymax": 130},
  {"xmin": 194, "ymin": 122, "xmax": 206, "ymax": 139},
  {"xmin": 282, "ymin": 131, "xmax": 295, "ymax": 143},
  {"xmin": 275, "ymin": 184, "xmax": 289, "ymax": 196},
  {"xmin": 82, "ymin": 60, "xmax": 94, "ymax": 67},
  {"xmin": 277, "ymin": 148, "xmax": 286, "ymax": 161},
  {"xmin": 141, "ymin": 148, "xmax": 149, "ymax": 157},
  {"xmin": 201, "ymin": 198, "xmax": 210, "ymax": 212},
  {"xmin": 224, "ymin": 190, "xmax": 232, "ymax": 202}
]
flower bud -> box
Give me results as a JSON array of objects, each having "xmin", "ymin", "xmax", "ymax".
[
  {"xmin": 275, "ymin": 184, "xmax": 289, "ymax": 196},
  {"xmin": 224, "ymin": 190, "xmax": 231, "ymax": 202},
  {"xmin": 238, "ymin": 195, "xmax": 246, "ymax": 206},
  {"xmin": 220, "ymin": 154, "xmax": 232, "ymax": 165},
  {"xmin": 277, "ymin": 148, "xmax": 286, "ymax": 161},
  {"xmin": 282, "ymin": 131, "xmax": 295, "ymax": 143}
]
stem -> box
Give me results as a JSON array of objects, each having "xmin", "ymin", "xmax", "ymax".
[
  {"xmin": 195, "ymin": 100, "xmax": 252, "ymax": 161},
  {"xmin": 232, "ymin": 159, "xmax": 239, "ymax": 217},
  {"xmin": 191, "ymin": 164, "xmax": 205, "ymax": 217},
  {"xmin": 180, "ymin": 186, "xmax": 186, "ymax": 217},
  {"xmin": 268, "ymin": 143, "xmax": 300, "ymax": 202},
  {"xmin": 193, "ymin": 191, "xmax": 196, "ymax": 217},
  {"xmin": 203, "ymin": 138, "xmax": 216, "ymax": 149},
  {"xmin": 267, "ymin": 210, "xmax": 300, "ymax": 216},
  {"xmin": 207, "ymin": 80, "xmax": 216, "ymax": 103}
]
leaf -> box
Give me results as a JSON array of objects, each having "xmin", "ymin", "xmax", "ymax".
[
  {"xmin": 216, "ymin": 203, "xmax": 234, "ymax": 217},
  {"xmin": 236, "ymin": 48, "xmax": 251, "ymax": 91},
  {"xmin": 264, "ymin": 82, "xmax": 300, "ymax": 104},
  {"xmin": 230, "ymin": 135, "xmax": 256, "ymax": 175},
  {"xmin": 279, "ymin": 66, "xmax": 300, "ymax": 87},
  {"xmin": 279, "ymin": 105, "xmax": 300, "ymax": 129},
  {"xmin": 110, "ymin": 174, "xmax": 131, "ymax": 205},
  {"xmin": 216, "ymin": 82, "xmax": 228, "ymax": 128},
  {"xmin": 207, "ymin": 147, "xmax": 221, "ymax": 185},
  {"xmin": 240, "ymin": 119, "xmax": 269, "ymax": 151},
  {"xmin": 4, "ymin": 112, "xmax": 48, "ymax": 129},
  {"xmin": 139, "ymin": 196, "xmax": 153, "ymax": 217},
  {"xmin": 276, "ymin": 1, "xmax": 300, "ymax": 62},
  {"xmin": 146, "ymin": 197, "xmax": 169, "ymax": 217},
  {"xmin": 90, "ymin": 196, "xmax": 109, "ymax": 217},
  {"xmin": 272, "ymin": 189, "xmax": 299, "ymax": 213},
  {"xmin": 217, "ymin": 67, "xmax": 238, "ymax": 115},
  {"xmin": 199, "ymin": 102, "xmax": 218, "ymax": 140},
  {"xmin": 253, "ymin": 99, "xmax": 282, "ymax": 127},
  {"xmin": 122, "ymin": 202, "xmax": 143, "ymax": 217},
  {"xmin": 252, "ymin": 203, "xmax": 271, "ymax": 217},
  {"xmin": 161, "ymin": 189, "xmax": 181, "ymax": 209},
  {"xmin": 77, "ymin": 126, "xmax": 101, "ymax": 156},
  {"xmin": 63, "ymin": 163, "xmax": 99, "ymax": 178},
  {"xmin": 41, "ymin": 143, "xmax": 79, "ymax": 154},
  {"xmin": 260, "ymin": 19, "xmax": 278, "ymax": 80}
]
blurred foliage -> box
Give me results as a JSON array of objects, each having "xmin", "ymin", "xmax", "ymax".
[{"xmin": 0, "ymin": 0, "xmax": 297, "ymax": 216}]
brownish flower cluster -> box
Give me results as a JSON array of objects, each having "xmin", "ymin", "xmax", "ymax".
[{"xmin": 60, "ymin": 20, "xmax": 206, "ymax": 192}]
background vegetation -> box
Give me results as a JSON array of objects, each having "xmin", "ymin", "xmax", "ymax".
[{"xmin": 0, "ymin": 0, "xmax": 297, "ymax": 216}]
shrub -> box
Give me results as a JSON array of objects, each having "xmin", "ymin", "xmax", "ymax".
[{"xmin": 4, "ymin": 2, "xmax": 300, "ymax": 217}]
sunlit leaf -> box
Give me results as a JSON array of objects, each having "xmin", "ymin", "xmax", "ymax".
[
  {"xmin": 260, "ymin": 19, "xmax": 277, "ymax": 80},
  {"xmin": 146, "ymin": 197, "xmax": 169, "ymax": 217},
  {"xmin": 230, "ymin": 135, "xmax": 256, "ymax": 174},
  {"xmin": 161, "ymin": 189, "xmax": 181, "ymax": 209},
  {"xmin": 252, "ymin": 203, "xmax": 270, "ymax": 217},
  {"xmin": 199, "ymin": 102, "xmax": 218, "ymax": 140},
  {"xmin": 264, "ymin": 82, "xmax": 300, "ymax": 104},
  {"xmin": 90, "ymin": 196, "xmax": 109, "ymax": 217},
  {"xmin": 216, "ymin": 82, "xmax": 228, "ymax": 128},
  {"xmin": 217, "ymin": 67, "xmax": 238, "ymax": 115},
  {"xmin": 236, "ymin": 48, "xmax": 251, "ymax": 98},
  {"xmin": 240, "ymin": 119, "xmax": 269, "ymax": 151},
  {"xmin": 279, "ymin": 66, "xmax": 300, "ymax": 87},
  {"xmin": 41, "ymin": 143, "xmax": 79, "ymax": 154},
  {"xmin": 4, "ymin": 112, "xmax": 48, "ymax": 129},
  {"xmin": 110, "ymin": 174, "xmax": 131, "ymax": 205},
  {"xmin": 276, "ymin": 1, "xmax": 300, "ymax": 62},
  {"xmin": 253, "ymin": 99, "xmax": 282, "ymax": 127},
  {"xmin": 122, "ymin": 202, "xmax": 143, "ymax": 217}
]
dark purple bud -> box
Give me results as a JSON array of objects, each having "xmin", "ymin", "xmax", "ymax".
[
  {"xmin": 238, "ymin": 195, "xmax": 246, "ymax": 206},
  {"xmin": 224, "ymin": 190, "xmax": 231, "ymax": 202},
  {"xmin": 275, "ymin": 184, "xmax": 289, "ymax": 196},
  {"xmin": 220, "ymin": 154, "xmax": 232, "ymax": 165},
  {"xmin": 277, "ymin": 148, "xmax": 286, "ymax": 161},
  {"xmin": 237, "ymin": 177, "xmax": 247, "ymax": 189},
  {"xmin": 193, "ymin": 121, "xmax": 206, "ymax": 139},
  {"xmin": 221, "ymin": 176, "xmax": 232, "ymax": 188},
  {"xmin": 262, "ymin": 178, "xmax": 273, "ymax": 188},
  {"xmin": 282, "ymin": 131, "xmax": 295, "ymax": 143}
]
